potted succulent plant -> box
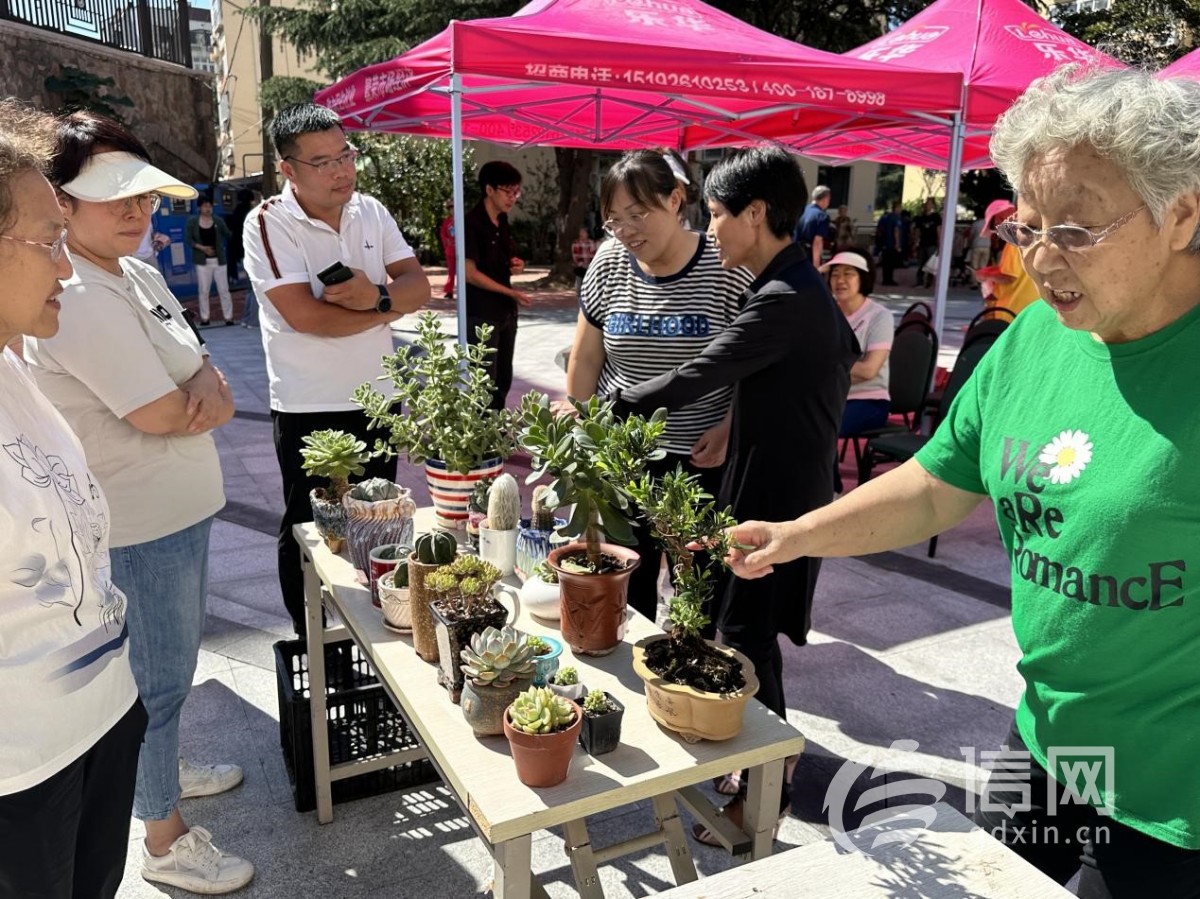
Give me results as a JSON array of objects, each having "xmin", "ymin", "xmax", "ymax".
[
  {"xmin": 525, "ymin": 634, "xmax": 563, "ymax": 687},
  {"xmin": 408, "ymin": 530, "xmax": 458, "ymax": 662},
  {"xmin": 377, "ymin": 556, "xmax": 411, "ymax": 632},
  {"xmin": 459, "ymin": 625, "xmax": 538, "ymax": 736},
  {"xmin": 515, "ymin": 485, "xmax": 568, "ymax": 583},
  {"xmin": 478, "ymin": 473, "xmax": 520, "ymax": 576},
  {"xmin": 503, "ymin": 685, "xmax": 582, "ymax": 787},
  {"xmin": 547, "ymin": 666, "xmax": 586, "ymax": 702},
  {"xmin": 342, "ymin": 477, "xmax": 417, "ymax": 578},
  {"xmin": 579, "ymin": 688, "xmax": 624, "ymax": 756},
  {"xmin": 352, "ymin": 312, "xmax": 516, "ymax": 528},
  {"xmin": 299, "ymin": 428, "xmax": 370, "ymax": 552},
  {"xmin": 427, "ymin": 554, "xmax": 508, "ymax": 702},
  {"xmin": 627, "ymin": 466, "xmax": 759, "ymax": 742},
  {"xmin": 519, "ymin": 560, "xmax": 561, "ymax": 621},
  {"xmin": 465, "ymin": 475, "xmax": 495, "ymax": 550},
  {"xmin": 518, "ymin": 393, "xmax": 667, "ymax": 656}
]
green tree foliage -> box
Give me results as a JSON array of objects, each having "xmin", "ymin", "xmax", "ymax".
[{"xmin": 1056, "ymin": 0, "xmax": 1200, "ymax": 68}]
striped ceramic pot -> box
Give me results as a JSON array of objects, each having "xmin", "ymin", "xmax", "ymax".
[{"xmin": 424, "ymin": 457, "xmax": 503, "ymax": 528}]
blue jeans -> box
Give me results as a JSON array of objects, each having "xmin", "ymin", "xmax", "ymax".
[
  {"xmin": 110, "ymin": 517, "xmax": 213, "ymax": 821},
  {"xmin": 240, "ymin": 288, "xmax": 259, "ymax": 327},
  {"xmin": 839, "ymin": 398, "xmax": 891, "ymax": 437}
]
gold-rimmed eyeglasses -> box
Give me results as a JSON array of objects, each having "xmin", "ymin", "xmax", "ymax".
[
  {"xmin": 602, "ymin": 211, "xmax": 651, "ymax": 237},
  {"xmin": 995, "ymin": 205, "xmax": 1147, "ymax": 252},
  {"xmin": 107, "ymin": 193, "xmax": 163, "ymax": 217},
  {"xmin": 0, "ymin": 228, "xmax": 69, "ymax": 263}
]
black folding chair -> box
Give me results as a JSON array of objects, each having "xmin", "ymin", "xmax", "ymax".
[{"xmin": 860, "ymin": 319, "xmax": 1008, "ymax": 557}]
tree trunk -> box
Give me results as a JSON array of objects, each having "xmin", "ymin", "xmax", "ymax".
[{"xmin": 549, "ymin": 147, "xmax": 595, "ymax": 284}]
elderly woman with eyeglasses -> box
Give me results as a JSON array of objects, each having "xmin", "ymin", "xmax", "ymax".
[
  {"xmin": 0, "ymin": 98, "xmax": 148, "ymax": 899},
  {"xmin": 723, "ymin": 65, "xmax": 1200, "ymax": 896},
  {"xmin": 565, "ymin": 148, "xmax": 752, "ymax": 622},
  {"xmin": 23, "ymin": 112, "xmax": 253, "ymax": 895}
]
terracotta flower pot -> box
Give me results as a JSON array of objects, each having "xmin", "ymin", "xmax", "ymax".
[
  {"xmin": 548, "ymin": 543, "xmax": 639, "ymax": 657},
  {"xmin": 503, "ymin": 698, "xmax": 583, "ymax": 788},
  {"xmin": 631, "ymin": 635, "xmax": 759, "ymax": 743},
  {"xmin": 406, "ymin": 552, "xmax": 441, "ymax": 663}
]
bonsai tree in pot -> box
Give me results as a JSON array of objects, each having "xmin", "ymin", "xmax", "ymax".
[
  {"xmin": 503, "ymin": 685, "xmax": 582, "ymax": 787},
  {"xmin": 459, "ymin": 625, "xmax": 537, "ymax": 736},
  {"xmin": 426, "ymin": 554, "xmax": 507, "ymax": 702},
  {"xmin": 518, "ymin": 393, "xmax": 666, "ymax": 656},
  {"xmin": 626, "ymin": 466, "xmax": 760, "ymax": 742},
  {"xmin": 579, "ymin": 688, "xmax": 624, "ymax": 756},
  {"xmin": 352, "ymin": 311, "xmax": 517, "ymax": 528},
  {"xmin": 299, "ymin": 429, "xmax": 370, "ymax": 552}
]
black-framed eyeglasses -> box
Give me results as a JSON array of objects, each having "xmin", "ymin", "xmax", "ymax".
[
  {"xmin": 0, "ymin": 227, "xmax": 68, "ymax": 262},
  {"xmin": 494, "ymin": 185, "xmax": 522, "ymax": 200},
  {"xmin": 995, "ymin": 205, "xmax": 1146, "ymax": 252},
  {"xmin": 285, "ymin": 148, "xmax": 359, "ymax": 175}
]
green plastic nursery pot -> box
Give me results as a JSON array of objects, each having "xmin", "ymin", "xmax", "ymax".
[{"xmin": 502, "ymin": 699, "xmax": 583, "ymax": 788}]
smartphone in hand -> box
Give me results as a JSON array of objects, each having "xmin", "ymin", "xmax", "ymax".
[{"xmin": 317, "ymin": 262, "xmax": 354, "ymax": 286}]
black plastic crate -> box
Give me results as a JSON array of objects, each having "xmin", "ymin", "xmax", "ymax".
[{"xmin": 274, "ymin": 638, "xmax": 438, "ymax": 813}]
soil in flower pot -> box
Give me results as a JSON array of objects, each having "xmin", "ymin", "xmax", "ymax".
[
  {"xmin": 640, "ymin": 631, "xmax": 746, "ymax": 694},
  {"xmin": 431, "ymin": 596, "xmax": 508, "ymax": 703}
]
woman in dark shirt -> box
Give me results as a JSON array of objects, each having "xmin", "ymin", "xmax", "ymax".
[{"xmin": 608, "ymin": 145, "xmax": 857, "ymax": 839}]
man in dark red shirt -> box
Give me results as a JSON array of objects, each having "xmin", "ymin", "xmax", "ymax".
[{"xmin": 464, "ymin": 160, "xmax": 531, "ymax": 410}]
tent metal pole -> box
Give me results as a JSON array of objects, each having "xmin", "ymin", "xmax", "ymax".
[
  {"xmin": 933, "ymin": 109, "xmax": 966, "ymax": 346},
  {"xmin": 451, "ymin": 73, "xmax": 468, "ymax": 348}
]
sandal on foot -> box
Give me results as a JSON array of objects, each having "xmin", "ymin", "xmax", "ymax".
[
  {"xmin": 712, "ymin": 771, "xmax": 743, "ymax": 796},
  {"xmin": 691, "ymin": 798, "xmax": 783, "ymax": 848}
]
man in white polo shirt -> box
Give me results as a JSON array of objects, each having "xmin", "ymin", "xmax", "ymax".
[{"xmin": 244, "ymin": 102, "xmax": 430, "ymax": 635}]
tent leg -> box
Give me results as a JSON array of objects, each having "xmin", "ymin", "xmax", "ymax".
[
  {"xmin": 933, "ymin": 111, "xmax": 966, "ymax": 347},
  {"xmin": 451, "ymin": 73, "xmax": 468, "ymax": 348}
]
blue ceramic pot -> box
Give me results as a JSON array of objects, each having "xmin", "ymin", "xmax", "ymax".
[
  {"xmin": 514, "ymin": 517, "xmax": 568, "ymax": 582},
  {"xmin": 530, "ymin": 635, "xmax": 563, "ymax": 687}
]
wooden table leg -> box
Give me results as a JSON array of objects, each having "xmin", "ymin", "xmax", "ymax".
[
  {"xmin": 563, "ymin": 817, "xmax": 605, "ymax": 899},
  {"xmin": 651, "ymin": 794, "xmax": 698, "ymax": 887},
  {"xmin": 302, "ymin": 548, "xmax": 334, "ymax": 824},
  {"xmin": 493, "ymin": 834, "xmax": 545, "ymax": 899},
  {"xmin": 742, "ymin": 758, "xmax": 785, "ymax": 861}
]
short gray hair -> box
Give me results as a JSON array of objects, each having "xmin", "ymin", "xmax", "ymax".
[
  {"xmin": 991, "ymin": 65, "xmax": 1200, "ymax": 251},
  {"xmin": 812, "ymin": 185, "xmax": 831, "ymax": 202}
]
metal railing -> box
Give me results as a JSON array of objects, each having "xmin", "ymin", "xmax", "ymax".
[{"xmin": 0, "ymin": 0, "xmax": 192, "ymax": 67}]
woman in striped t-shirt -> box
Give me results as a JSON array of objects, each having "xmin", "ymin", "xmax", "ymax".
[{"xmin": 566, "ymin": 149, "xmax": 752, "ymax": 621}]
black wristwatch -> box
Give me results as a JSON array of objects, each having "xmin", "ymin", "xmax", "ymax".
[{"xmin": 374, "ymin": 284, "xmax": 392, "ymax": 314}]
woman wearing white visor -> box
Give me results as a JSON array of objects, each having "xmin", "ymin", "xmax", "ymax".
[{"xmin": 24, "ymin": 112, "xmax": 252, "ymax": 895}]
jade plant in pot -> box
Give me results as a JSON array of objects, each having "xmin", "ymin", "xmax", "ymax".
[
  {"xmin": 352, "ymin": 312, "xmax": 516, "ymax": 529},
  {"xmin": 579, "ymin": 688, "xmax": 624, "ymax": 756},
  {"xmin": 299, "ymin": 429, "xmax": 370, "ymax": 553},
  {"xmin": 408, "ymin": 530, "xmax": 458, "ymax": 663},
  {"xmin": 627, "ymin": 466, "xmax": 759, "ymax": 742},
  {"xmin": 518, "ymin": 393, "xmax": 666, "ymax": 656},
  {"xmin": 459, "ymin": 625, "xmax": 537, "ymax": 736},
  {"xmin": 427, "ymin": 554, "xmax": 508, "ymax": 702},
  {"xmin": 478, "ymin": 473, "xmax": 520, "ymax": 576},
  {"xmin": 503, "ymin": 685, "xmax": 582, "ymax": 788}
]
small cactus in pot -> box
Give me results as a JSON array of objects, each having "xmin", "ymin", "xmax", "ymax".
[
  {"xmin": 479, "ymin": 473, "xmax": 520, "ymax": 575},
  {"xmin": 530, "ymin": 484, "xmax": 556, "ymax": 532},
  {"xmin": 300, "ymin": 429, "xmax": 370, "ymax": 552}
]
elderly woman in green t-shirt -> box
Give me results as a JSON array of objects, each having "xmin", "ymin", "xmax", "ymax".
[{"xmin": 724, "ymin": 66, "xmax": 1200, "ymax": 895}]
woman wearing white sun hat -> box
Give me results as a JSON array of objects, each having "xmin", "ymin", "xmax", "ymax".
[{"xmin": 24, "ymin": 111, "xmax": 253, "ymax": 895}]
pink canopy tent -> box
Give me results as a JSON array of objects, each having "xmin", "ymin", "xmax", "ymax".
[
  {"xmin": 789, "ymin": 0, "xmax": 1120, "ymax": 338},
  {"xmin": 314, "ymin": 0, "xmax": 962, "ymax": 339},
  {"xmin": 1161, "ymin": 48, "xmax": 1200, "ymax": 78}
]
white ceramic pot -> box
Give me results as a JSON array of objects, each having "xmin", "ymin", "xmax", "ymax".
[
  {"xmin": 519, "ymin": 576, "xmax": 561, "ymax": 621},
  {"xmin": 478, "ymin": 525, "xmax": 518, "ymax": 576},
  {"xmin": 378, "ymin": 571, "xmax": 412, "ymax": 631}
]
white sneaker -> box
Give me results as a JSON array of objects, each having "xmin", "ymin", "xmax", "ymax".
[
  {"xmin": 179, "ymin": 758, "xmax": 244, "ymax": 799},
  {"xmin": 142, "ymin": 827, "xmax": 254, "ymax": 894}
]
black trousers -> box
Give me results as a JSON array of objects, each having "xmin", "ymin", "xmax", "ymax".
[
  {"xmin": 0, "ymin": 699, "xmax": 147, "ymax": 899},
  {"xmin": 467, "ymin": 314, "xmax": 517, "ymax": 411},
  {"xmin": 626, "ymin": 452, "xmax": 724, "ymax": 624},
  {"xmin": 273, "ymin": 408, "xmax": 398, "ymax": 634},
  {"xmin": 880, "ymin": 248, "xmax": 901, "ymax": 285},
  {"xmin": 974, "ymin": 720, "xmax": 1200, "ymax": 898}
]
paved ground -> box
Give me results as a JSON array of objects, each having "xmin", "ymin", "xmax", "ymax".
[{"xmin": 117, "ymin": 267, "xmax": 1026, "ymax": 898}]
